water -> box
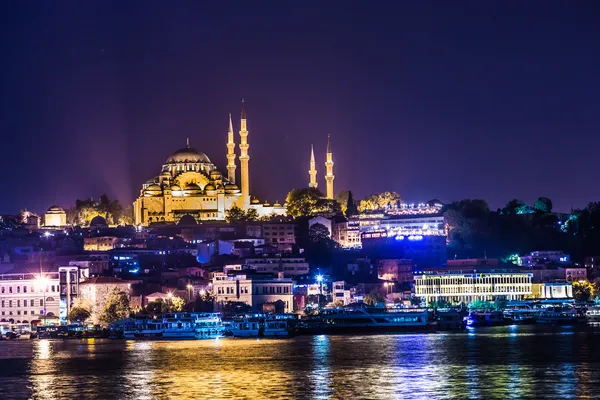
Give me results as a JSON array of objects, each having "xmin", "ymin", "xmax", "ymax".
[{"xmin": 1, "ymin": 325, "xmax": 600, "ymax": 399}]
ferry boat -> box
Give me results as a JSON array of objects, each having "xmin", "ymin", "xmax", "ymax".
[
  {"xmin": 225, "ymin": 314, "xmax": 294, "ymax": 337},
  {"xmin": 586, "ymin": 306, "xmax": 600, "ymax": 323},
  {"xmin": 122, "ymin": 313, "xmax": 225, "ymax": 340},
  {"xmin": 435, "ymin": 310, "xmax": 465, "ymax": 330},
  {"xmin": 297, "ymin": 307, "xmax": 435, "ymax": 334},
  {"xmin": 534, "ymin": 307, "xmax": 581, "ymax": 325},
  {"xmin": 502, "ymin": 305, "xmax": 537, "ymax": 324},
  {"xmin": 464, "ymin": 311, "xmax": 505, "ymax": 327}
]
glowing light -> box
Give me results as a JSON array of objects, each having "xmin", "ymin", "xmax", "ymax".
[
  {"xmin": 316, "ymin": 275, "xmax": 323, "ymax": 283},
  {"xmin": 395, "ymin": 235, "xmax": 405, "ymax": 241},
  {"xmin": 408, "ymin": 235, "xmax": 423, "ymax": 241}
]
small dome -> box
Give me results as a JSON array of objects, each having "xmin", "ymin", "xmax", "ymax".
[
  {"xmin": 178, "ymin": 215, "xmax": 197, "ymax": 225},
  {"xmin": 210, "ymin": 170, "xmax": 222, "ymax": 178},
  {"xmin": 225, "ymin": 183, "xmax": 238, "ymax": 190},
  {"xmin": 204, "ymin": 184, "xmax": 216, "ymax": 191},
  {"xmin": 90, "ymin": 215, "xmax": 107, "ymax": 227},
  {"xmin": 273, "ymin": 202, "xmax": 282, "ymax": 207},
  {"xmin": 185, "ymin": 183, "xmax": 201, "ymax": 190},
  {"xmin": 170, "ymin": 184, "xmax": 182, "ymax": 191},
  {"xmin": 47, "ymin": 205, "xmax": 65, "ymax": 213},
  {"xmin": 251, "ymin": 198, "xmax": 260, "ymax": 204},
  {"xmin": 166, "ymin": 147, "xmax": 211, "ymax": 164},
  {"xmin": 263, "ymin": 202, "xmax": 271, "ymax": 207},
  {"xmin": 146, "ymin": 184, "xmax": 162, "ymax": 191}
]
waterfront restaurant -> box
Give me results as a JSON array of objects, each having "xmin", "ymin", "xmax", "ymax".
[{"xmin": 414, "ymin": 265, "xmax": 533, "ymax": 304}]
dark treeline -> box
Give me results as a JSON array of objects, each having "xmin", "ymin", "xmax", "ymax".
[{"xmin": 445, "ymin": 197, "xmax": 600, "ymax": 262}]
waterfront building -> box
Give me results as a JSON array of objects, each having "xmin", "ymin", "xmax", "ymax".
[
  {"xmin": 0, "ymin": 271, "xmax": 60, "ymax": 324},
  {"xmin": 332, "ymin": 281, "xmax": 353, "ymax": 305},
  {"xmin": 526, "ymin": 282, "xmax": 573, "ymax": 299},
  {"xmin": 133, "ymin": 101, "xmax": 285, "ymax": 225},
  {"xmin": 212, "ymin": 272, "xmax": 293, "ymax": 313},
  {"xmin": 414, "ymin": 266, "xmax": 533, "ymax": 304},
  {"xmin": 78, "ymin": 276, "xmax": 131, "ymax": 324}
]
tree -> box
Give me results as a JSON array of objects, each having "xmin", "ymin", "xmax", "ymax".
[
  {"xmin": 99, "ymin": 288, "xmax": 130, "ymax": 325},
  {"xmin": 346, "ymin": 191, "xmax": 358, "ymax": 217},
  {"xmin": 286, "ymin": 188, "xmax": 323, "ymax": 217},
  {"xmin": 68, "ymin": 306, "xmax": 91, "ymax": 322},
  {"xmin": 427, "ymin": 299, "xmax": 452, "ymax": 308},
  {"xmin": 169, "ymin": 296, "xmax": 185, "ymax": 312},
  {"xmin": 573, "ymin": 281, "xmax": 597, "ymax": 302},
  {"xmin": 332, "ymin": 300, "xmax": 345, "ymax": 308},
  {"xmin": 534, "ymin": 197, "xmax": 553, "ymax": 213},
  {"xmin": 363, "ymin": 290, "xmax": 385, "ymax": 306},
  {"xmin": 225, "ymin": 206, "xmax": 247, "ymax": 223},
  {"xmin": 305, "ymin": 223, "xmax": 337, "ymax": 267},
  {"xmin": 146, "ymin": 299, "xmax": 164, "ymax": 314},
  {"xmin": 358, "ymin": 192, "xmax": 401, "ymax": 211},
  {"xmin": 335, "ymin": 191, "xmax": 350, "ymax": 215},
  {"xmin": 245, "ymin": 208, "xmax": 259, "ymax": 221}
]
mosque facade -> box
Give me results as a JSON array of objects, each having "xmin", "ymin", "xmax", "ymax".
[{"xmin": 133, "ymin": 102, "xmax": 285, "ymax": 226}]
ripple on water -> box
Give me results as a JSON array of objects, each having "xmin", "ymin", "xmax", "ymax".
[{"xmin": 0, "ymin": 325, "xmax": 599, "ymax": 399}]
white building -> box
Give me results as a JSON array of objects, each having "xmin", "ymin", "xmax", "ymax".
[
  {"xmin": 332, "ymin": 281, "xmax": 352, "ymax": 305},
  {"xmin": 0, "ymin": 271, "xmax": 60, "ymax": 324},
  {"xmin": 414, "ymin": 269, "xmax": 533, "ymax": 304},
  {"xmin": 212, "ymin": 273, "xmax": 293, "ymax": 313}
]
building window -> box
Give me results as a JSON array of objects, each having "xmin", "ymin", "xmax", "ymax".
[
  {"xmin": 24, "ymin": 300, "xmax": 28, "ymax": 307},
  {"xmin": 40, "ymin": 299, "xmax": 43, "ymax": 307},
  {"xmin": 17, "ymin": 286, "xmax": 20, "ymax": 293},
  {"xmin": 8, "ymin": 300, "xmax": 12, "ymax": 307},
  {"xmin": 1, "ymin": 300, "xmax": 3, "ymax": 307},
  {"xmin": 9, "ymin": 287, "xmax": 12, "ymax": 293},
  {"xmin": 17, "ymin": 300, "xmax": 20, "ymax": 307},
  {"xmin": 23, "ymin": 286, "xmax": 27, "ymax": 293}
]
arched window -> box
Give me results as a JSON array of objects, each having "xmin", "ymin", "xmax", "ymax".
[{"xmin": 46, "ymin": 297, "xmax": 55, "ymax": 302}]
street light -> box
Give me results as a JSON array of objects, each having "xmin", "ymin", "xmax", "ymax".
[
  {"xmin": 36, "ymin": 276, "xmax": 49, "ymax": 326},
  {"xmin": 316, "ymin": 275, "xmax": 324, "ymax": 296},
  {"xmin": 186, "ymin": 284, "xmax": 193, "ymax": 302}
]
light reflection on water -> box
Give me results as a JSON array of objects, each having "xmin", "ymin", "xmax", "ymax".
[{"xmin": 0, "ymin": 325, "xmax": 599, "ymax": 399}]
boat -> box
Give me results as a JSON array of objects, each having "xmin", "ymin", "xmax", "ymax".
[
  {"xmin": 586, "ymin": 306, "xmax": 600, "ymax": 323},
  {"xmin": 297, "ymin": 306, "xmax": 435, "ymax": 334},
  {"xmin": 502, "ymin": 305, "xmax": 537, "ymax": 324},
  {"xmin": 225, "ymin": 314, "xmax": 294, "ymax": 337},
  {"xmin": 121, "ymin": 312, "xmax": 225, "ymax": 340},
  {"xmin": 435, "ymin": 310, "xmax": 465, "ymax": 330},
  {"xmin": 464, "ymin": 311, "xmax": 506, "ymax": 327},
  {"xmin": 534, "ymin": 307, "xmax": 581, "ymax": 324}
]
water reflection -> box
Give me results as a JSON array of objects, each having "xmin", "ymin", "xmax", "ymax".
[{"xmin": 0, "ymin": 326, "xmax": 598, "ymax": 399}]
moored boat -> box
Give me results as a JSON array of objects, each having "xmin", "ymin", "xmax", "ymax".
[
  {"xmin": 297, "ymin": 307, "xmax": 435, "ymax": 334},
  {"xmin": 464, "ymin": 311, "xmax": 506, "ymax": 327}
]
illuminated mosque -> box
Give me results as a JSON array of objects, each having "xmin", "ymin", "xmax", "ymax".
[{"xmin": 133, "ymin": 101, "xmax": 286, "ymax": 225}]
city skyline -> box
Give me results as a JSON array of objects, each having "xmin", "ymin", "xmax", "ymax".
[{"xmin": 1, "ymin": 1, "xmax": 599, "ymax": 213}]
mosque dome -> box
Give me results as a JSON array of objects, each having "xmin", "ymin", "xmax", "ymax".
[
  {"xmin": 47, "ymin": 205, "xmax": 65, "ymax": 214},
  {"xmin": 178, "ymin": 215, "xmax": 197, "ymax": 226},
  {"xmin": 90, "ymin": 215, "xmax": 108, "ymax": 228},
  {"xmin": 273, "ymin": 201, "xmax": 282, "ymax": 207},
  {"xmin": 251, "ymin": 198, "xmax": 260, "ymax": 204},
  {"xmin": 146, "ymin": 184, "xmax": 162, "ymax": 191},
  {"xmin": 170, "ymin": 184, "xmax": 182, "ymax": 191},
  {"xmin": 224, "ymin": 183, "xmax": 240, "ymax": 193},
  {"xmin": 185, "ymin": 183, "xmax": 201, "ymax": 190},
  {"xmin": 166, "ymin": 147, "xmax": 211, "ymax": 164},
  {"xmin": 210, "ymin": 170, "xmax": 222, "ymax": 179}
]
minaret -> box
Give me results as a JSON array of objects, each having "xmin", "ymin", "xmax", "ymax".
[
  {"xmin": 325, "ymin": 134, "xmax": 334, "ymax": 199},
  {"xmin": 309, "ymin": 144, "xmax": 318, "ymax": 188},
  {"xmin": 226, "ymin": 113, "xmax": 236, "ymax": 184},
  {"xmin": 239, "ymin": 99, "xmax": 250, "ymax": 209}
]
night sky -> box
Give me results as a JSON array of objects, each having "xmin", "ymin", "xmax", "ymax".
[{"xmin": 1, "ymin": 1, "xmax": 599, "ymax": 214}]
